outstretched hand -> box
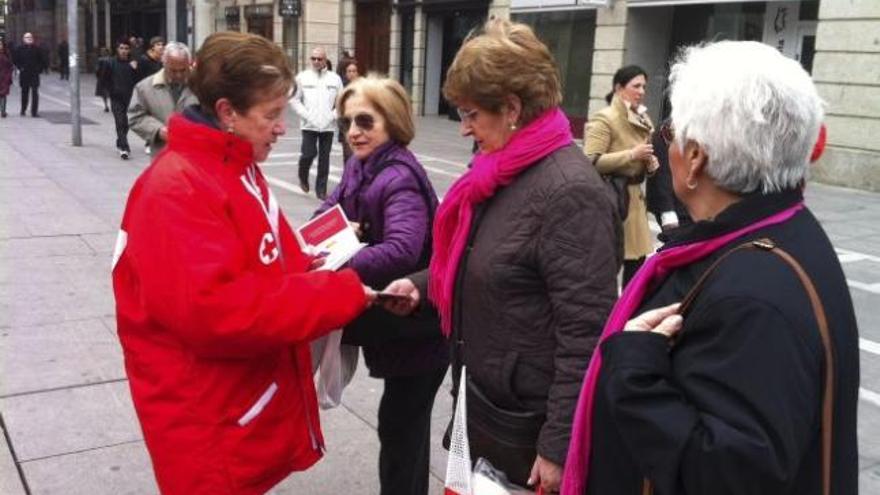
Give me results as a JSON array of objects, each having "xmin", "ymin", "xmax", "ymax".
[
  {"xmin": 624, "ymin": 302, "xmax": 683, "ymax": 338},
  {"xmin": 379, "ymin": 278, "xmax": 419, "ymax": 316}
]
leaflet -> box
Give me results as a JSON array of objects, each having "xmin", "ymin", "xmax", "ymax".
[{"xmin": 295, "ymin": 205, "xmax": 366, "ymax": 271}]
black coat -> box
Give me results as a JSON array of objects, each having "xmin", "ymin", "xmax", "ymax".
[
  {"xmin": 415, "ymin": 144, "xmax": 621, "ymax": 466},
  {"xmin": 13, "ymin": 44, "xmax": 47, "ymax": 87},
  {"xmin": 646, "ymin": 121, "xmax": 690, "ymax": 227},
  {"xmin": 136, "ymin": 54, "xmax": 162, "ymax": 83},
  {"xmin": 103, "ymin": 57, "xmax": 137, "ymax": 101},
  {"xmin": 587, "ymin": 189, "xmax": 859, "ymax": 495}
]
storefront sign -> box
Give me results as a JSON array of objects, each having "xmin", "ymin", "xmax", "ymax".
[
  {"xmin": 244, "ymin": 4, "xmax": 274, "ymax": 18},
  {"xmin": 762, "ymin": 1, "xmax": 801, "ymax": 59},
  {"xmin": 279, "ymin": 0, "xmax": 301, "ymax": 17},
  {"xmin": 511, "ymin": 0, "xmax": 610, "ymax": 8}
]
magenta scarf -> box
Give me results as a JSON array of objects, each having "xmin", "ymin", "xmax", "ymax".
[
  {"xmin": 428, "ymin": 108, "xmax": 573, "ymax": 335},
  {"xmin": 561, "ymin": 201, "xmax": 805, "ymax": 494}
]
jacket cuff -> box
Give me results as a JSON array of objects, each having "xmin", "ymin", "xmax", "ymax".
[{"xmin": 601, "ymin": 331, "xmax": 671, "ymax": 374}]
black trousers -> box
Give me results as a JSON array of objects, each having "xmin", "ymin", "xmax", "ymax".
[
  {"xmin": 111, "ymin": 96, "xmax": 131, "ymax": 151},
  {"xmin": 377, "ymin": 367, "xmax": 447, "ymax": 495},
  {"xmin": 622, "ymin": 256, "xmax": 646, "ymax": 288},
  {"xmin": 298, "ymin": 130, "xmax": 334, "ymax": 196},
  {"xmin": 0, "ymin": 95, "xmax": 7, "ymax": 115},
  {"xmin": 21, "ymin": 84, "xmax": 39, "ymax": 116}
]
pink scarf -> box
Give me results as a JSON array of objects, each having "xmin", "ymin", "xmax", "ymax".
[
  {"xmin": 428, "ymin": 108, "xmax": 573, "ymax": 335},
  {"xmin": 561, "ymin": 201, "xmax": 805, "ymax": 494}
]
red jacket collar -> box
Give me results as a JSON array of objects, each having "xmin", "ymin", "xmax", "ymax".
[{"xmin": 167, "ymin": 113, "xmax": 255, "ymax": 174}]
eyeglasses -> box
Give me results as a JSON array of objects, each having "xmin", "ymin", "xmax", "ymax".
[
  {"xmin": 340, "ymin": 113, "xmax": 375, "ymax": 133},
  {"xmin": 659, "ymin": 121, "xmax": 675, "ymax": 146},
  {"xmin": 456, "ymin": 107, "xmax": 478, "ymax": 124},
  {"xmin": 310, "ymin": 57, "xmax": 324, "ymax": 62}
]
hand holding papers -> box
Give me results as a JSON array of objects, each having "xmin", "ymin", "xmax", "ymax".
[{"xmin": 296, "ymin": 205, "xmax": 366, "ymax": 271}]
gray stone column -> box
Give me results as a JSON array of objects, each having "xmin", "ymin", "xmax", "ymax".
[
  {"xmin": 588, "ymin": 0, "xmax": 628, "ymax": 117},
  {"xmin": 811, "ymin": 0, "xmax": 880, "ymax": 191}
]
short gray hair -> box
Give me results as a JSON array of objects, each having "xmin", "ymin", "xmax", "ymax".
[
  {"xmin": 162, "ymin": 41, "xmax": 191, "ymax": 63},
  {"xmin": 669, "ymin": 41, "xmax": 824, "ymax": 194}
]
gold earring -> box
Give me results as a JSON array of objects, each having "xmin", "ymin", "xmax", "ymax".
[
  {"xmin": 509, "ymin": 123, "xmax": 517, "ymax": 131},
  {"xmin": 686, "ymin": 177, "xmax": 698, "ymax": 190}
]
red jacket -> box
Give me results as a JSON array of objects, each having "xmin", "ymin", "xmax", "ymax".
[{"xmin": 112, "ymin": 113, "xmax": 366, "ymax": 494}]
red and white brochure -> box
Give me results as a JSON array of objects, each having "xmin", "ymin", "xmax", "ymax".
[{"xmin": 295, "ymin": 205, "xmax": 366, "ymax": 271}]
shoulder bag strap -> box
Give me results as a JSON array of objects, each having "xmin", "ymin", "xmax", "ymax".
[{"xmin": 643, "ymin": 238, "xmax": 834, "ymax": 495}]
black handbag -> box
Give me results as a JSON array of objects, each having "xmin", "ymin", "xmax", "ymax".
[{"xmin": 463, "ymin": 376, "xmax": 545, "ymax": 487}]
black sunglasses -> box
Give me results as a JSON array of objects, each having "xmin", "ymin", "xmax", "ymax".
[
  {"xmin": 659, "ymin": 121, "xmax": 675, "ymax": 147},
  {"xmin": 340, "ymin": 113, "xmax": 375, "ymax": 133}
]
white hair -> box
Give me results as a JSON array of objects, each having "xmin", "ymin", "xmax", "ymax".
[
  {"xmin": 669, "ymin": 41, "xmax": 824, "ymax": 194},
  {"xmin": 162, "ymin": 41, "xmax": 191, "ymax": 63}
]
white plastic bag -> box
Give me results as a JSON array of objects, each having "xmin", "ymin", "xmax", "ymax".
[
  {"xmin": 472, "ymin": 458, "xmax": 534, "ymax": 495},
  {"xmin": 310, "ymin": 330, "xmax": 359, "ymax": 409},
  {"xmin": 445, "ymin": 366, "xmax": 474, "ymax": 495}
]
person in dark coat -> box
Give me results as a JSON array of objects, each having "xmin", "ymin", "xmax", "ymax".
[
  {"xmin": 646, "ymin": 116, "xmax": 691, "ymax": 232},
  {"xmin": 94, "ymin": 47, "xmax": 111, "ymax": 112},
  {"xmin": 135, "ymin": 36, "xmax": 164, "ymax": 82},
  {"xmin": 562, "ymin": 40, "xmax": 859, "ymax": 495},
  {"xmin": 314, "ymin": 75, "xmax": 448, "ymax": 495},
  {"xmin": 57, "ymin": 39, "xmax": 69, "ymax": 80},
  {"xmin": 381, "ymin": 19, "xmax": 621, "ymax": 493},
  {"xmin": 0, "ymin": 39, "xmax": 13, "ymax": 118},
  {"xmin": 101, "ymin": 40, "xmax": 137, "ymax": 159},
  {"xmin": 13, "ymin": 32, "xmax": 47, "ymax": 117}
]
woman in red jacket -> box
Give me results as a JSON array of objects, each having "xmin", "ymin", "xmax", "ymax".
[{"xmin": 112, "ymin": 32, "xmax": 375, "ymax": 494}]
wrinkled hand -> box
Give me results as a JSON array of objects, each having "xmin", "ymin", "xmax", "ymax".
[
  {"xmin": 379, "ymin": 278, "xmax": 419, "ymax": 316},
  {"xmin": 362, "ymin": 285, "xmax": 377, "ymax": 308},
  {"xmin": 624, "ymin": 302, "xmax": 683, "ymax": 338},
  {"xmin": 528, "ymin": 455, "xmax": 562, "ymax": 493},
  {"xmin": 631, "ymin": 142, "xmax": 654, "ymax": 161}
]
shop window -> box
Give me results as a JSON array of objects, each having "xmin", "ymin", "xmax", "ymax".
[{"xmin": 513, "ymin": 9, "xmax": 596, "ymax": 132}]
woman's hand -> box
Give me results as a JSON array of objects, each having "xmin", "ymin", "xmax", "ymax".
[
  {"xmin": 349, "ymin": 221, "xmax": 363, "ymax": 239},
  {"xmin": 362, "ymin": 285, "xmax": 377, "ymax": 308},
  {"xmin": 379, "ymin": 278, "xmax": 419, "ymax": 316},
  {"xmin": 528, "ymin": 455, "xmax": 562, "ymax": 493},
  {"xmin": 624, "ymin": 302, "xmax": 683, "ymax": 338},
  {"xmin": 646, "ymin": 154, "xmax": 660, "ymax": 174},
  {"xmin": 630, "ymin": 142, "xmax": 654, "ymax": 161}
]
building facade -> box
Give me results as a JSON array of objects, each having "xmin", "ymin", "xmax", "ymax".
[{"xmin": 4, "ymin": 0, "xmax": 878, "ymax": 190}]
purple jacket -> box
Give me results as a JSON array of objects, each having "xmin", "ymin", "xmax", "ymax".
[
  {"xmin": 315, "ymin": 141, "xmax": 447, "ymax": 377},
  {"xmin": 316, "ymin": 140, "xmax": 438, "ymax": 288}
]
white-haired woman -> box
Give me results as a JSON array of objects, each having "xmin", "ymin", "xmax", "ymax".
[{"xmin": 562, "ymin": 40, "xmax": 859, "ymax": 495}]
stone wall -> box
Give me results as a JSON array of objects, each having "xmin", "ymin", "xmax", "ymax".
[{"xmin": 810, "ymin": 0, "xmax": 880, "ymax": 191}]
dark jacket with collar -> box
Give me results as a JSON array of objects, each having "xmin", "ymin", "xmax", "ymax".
[
  {"xmin": 414, "ymin": 143, "xmax": 622, "ymax": 466},
  {"xmin": 587, "ymin": 189, "xmax": 859, "ymax": 495},
  {"xmin": 13, "ymin": 44, "xmax": 47, "ymax": 87},
  {"xmin": 316, "ymin": 142, "xmax": 448, "ymax": 377}
]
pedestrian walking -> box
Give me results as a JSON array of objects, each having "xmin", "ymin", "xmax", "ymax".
[
  {"xmin": 316, "ymin": 75, "xmax": 448, "ymax": 495},
  {"xmin": 94, "ymin": 47, "xmax": 111, "ymax": 112},
  {"xmin": 0, "ymin": 39, "xmax": 13, "ymax": 118},
  {"xmin": 290, "ymin": 47, "xmax": 342, "ymax": 199},
  {"xmin": 13, "ymin": 32, "xmax": 47, "ymax": 117},
  {"xmin": 337, "ymin": 58, "xmax": 361, "ymax": 165},
  {"xmin": 381, "ymin": 19, "xmax": 620, "ymax": 493},
  {"xmin": 135, "ymin": 36, "xmax": 164, "ymax": 82},
  {"xmin": 562, "ymin": 40, "xmax": 859, "ymax": 495},
  {"xmin": 584, "ymin": 65, "xmax": 658, "ymax": 287},
  {"xmin": 112, "ymin": 31, "xmax": 375, "ymax": 495},
  {"xmin": 128, "ymin": 41, "xmax": 198, "ymax": 156},
  {"xmin": 57, "ymin": 39, "xmax": 69, "ymax": 80},
  {"xmin": 101, "ymin": 40, "xmax": 138, "ymax": 159}
]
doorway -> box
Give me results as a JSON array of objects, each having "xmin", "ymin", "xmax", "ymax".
[
  {"xmin": 247, "ymin": 16, "xmax": 273, "ymax": 41},
  {"xmin": 355, "ymin": 0, "xmax": 391, "ymax": 74},
  {"xmin": 437, "ymin": 9, "xmax": 485, "ymax": 118}
]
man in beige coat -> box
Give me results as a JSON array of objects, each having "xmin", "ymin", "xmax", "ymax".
[{"xmin": 128, "ymin": 42, "xmax": 198, "ymax": 155}]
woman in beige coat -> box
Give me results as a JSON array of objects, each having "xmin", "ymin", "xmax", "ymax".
[{"xmin": 584, "ymin": 65, "xmax": 658, "ymax": 286}]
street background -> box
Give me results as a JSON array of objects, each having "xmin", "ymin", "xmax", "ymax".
[{"xmin": 1, "ymin": 75, "xmax": 879, "ymax": 494}]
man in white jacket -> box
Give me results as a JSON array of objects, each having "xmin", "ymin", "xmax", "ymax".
[{"xmin": 290, "ymin": 47, "xmax": 342, "ymax": 199}]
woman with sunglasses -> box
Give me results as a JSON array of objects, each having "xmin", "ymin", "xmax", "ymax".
[
  {"xmin": 585, "ymin": 65, "xmax": 659, "ymax": 287},
  {"xmin": 562, "ymin": 41, "xmax": 858, "ymax": 495},
  {"xmin": 313, "ymin": 75, "xmax": 447, "ymax": 495},
  {"xmin": 112, "ymin": 32, "xmax": 375, "ymax": 494},
  {"xmin": 381, "ymin": 19, "xmax": 620, "ymax": 493}
]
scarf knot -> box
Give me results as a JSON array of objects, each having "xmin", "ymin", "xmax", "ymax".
[{"xmin": 428, "ymin": 107, "xmax": 573, "ymax": 336}]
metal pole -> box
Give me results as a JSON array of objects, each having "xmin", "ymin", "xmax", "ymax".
[{"xmin": 68, "ymin": 0, "xmax": 82, "ymax": 146}]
